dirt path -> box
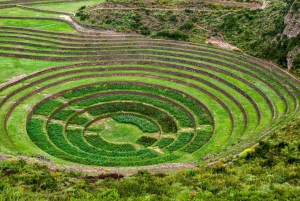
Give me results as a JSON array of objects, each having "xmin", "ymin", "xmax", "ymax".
[
  {"xmin": 260, "ymin": 0, "xmax": 269, "ymax": 9},
  {"xmin": 0, "ymin": 153, "xmax": 196, "ymax": 176}
]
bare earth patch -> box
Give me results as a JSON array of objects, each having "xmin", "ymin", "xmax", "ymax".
[
  {"xmin": 206, "ymin": 37, "xmax": 239, "ymax": 51},
  {"xmin": 0, "ymin": 74, "xmax": 27, "ymax": 88}
]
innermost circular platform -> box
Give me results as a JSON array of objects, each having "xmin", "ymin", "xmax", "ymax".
[{"xmin": 89, "ymin": 118, "xmax": 145, "ymax": 144}]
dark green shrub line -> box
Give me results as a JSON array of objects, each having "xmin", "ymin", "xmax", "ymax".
[
  {"xmin": 47, "ymin": 123, "xmax": 164, "ymax": 163},
  {"xmin": 26, "ymin": 118, "xmax": 170, "ymax": 166},
  {"xmin": 84, "ymin": 134, "xmax": 137, "ymax": 153},
  {"xmin": 164, "ymin": 132, "xmax": 195, "ymax": 152},
  {"xmin": 67, "ymin": 129, "xmax": 159, "ymax": 158},
  {"xmin": 62, "ymin": 92, "xmax": 193, "ymax": 128},
  {"xmin": 0, "ymin": 48, "xmax": 287, "ymax": 110},
  {"xmin": 84, "ymin": 102, "xmax": 177, "ymax": 133},
  {"xmin": 33, "ymin": 100, "xmax": 64, "ymax": 116},
  {"xmin": 0, "ymin": 58, "xmax": 292, "ymax": 120},
  {"xmin": 47, "ymin": 123, "xmax": 98, "ymax": 157},
  {"xmin": 61, "ymin": 82, "xmax": 210, "ymax": 125},
  {"xmin": 0, "ymin": 29, "xmax": 298, "ymax": 100},
  {"xmin": 52, "ymin": 109, "xmax": 77, "ymax": 121},
  {"xmin": 0, "ymin": 30, "xmax": 139, "ymax": 42},
  {"xmin": 85, "ymin": 124, "xmax": 105, "ymax": 133},
  {"xmin": 5, "ymin": 70, "xmax": 225, "ymax": 160},
  {"xmin": 4, "ymin": 63, "xmax": 261, "ymax": 136},
  {"xmin": 56, "ymin": 63, "xmax": 269, "ymax": 124},
  {"xmin": 68, "ymin": 116, "xmax": 90, "ymax": 126},
  {"xmin": 136, "ymin": 136, "xmax": 158, "ymax": 147},
  {"xmin": 0, "ymin": 34, "xmax": 296, "ymax": 102},
  {"xmin": 26, "ymin": 118, "xmax": 96, "ymax": 165},
  {"xmin": 112, "ymin": 115, "xmax": 159, "ymax": 133},
  {"xmin": 1, "ymin": 44, "xmax": 296, "ymax": 114},
  {"xmin": 181, "ymin": 129, "xmax": 213, "ymax": 153},
  {"xmin": 1, "ymin": 59, "xmax": 278, "ymax": 137}
]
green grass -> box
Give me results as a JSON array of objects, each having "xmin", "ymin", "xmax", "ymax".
[
  {"xmin": 0, "ymin": 19, "xmax": 75, "ymax": 32},
  {"xmin": 86, "ymin": 122, "xmax": 105, "ymax": 132},
  {"xmin": 0, "ymin": 57, "xmax": 72, "ymax": 83},
  {"xmin": 0, "ymin": 5, "xmax": 299, "ymax": 167},
  {"xmin": 30, "ymin": 0, "xmax": 106, "ymax": 14},
  {"xmin": 99, "ymin": 118, "xmax": 144, "ymax": 144},
  {"xmin": 0, "ymin": 7, "xmax": 61, "ymax": 17},
  {"xmin": 0, "ymin": 72, "xmax": 248, "ymax": 159},
  {"xmin": 112, "ymin": 115, "xmax": 159, "ymax": 133}
]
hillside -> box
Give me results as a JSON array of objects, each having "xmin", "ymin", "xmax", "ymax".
[
  {"xmin": 76, "ymin": 0, "xmax": 300, "ymax": 70},
  {"xmin": 0, "ymin": 0, "xmax": 299, "ymax": 200},
  {"xmin": 1, "ymin": 114, "xmax": 300, "ymax": 200}
]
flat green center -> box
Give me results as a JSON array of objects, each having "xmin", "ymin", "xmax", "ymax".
[{"xmin": 89, "ymin": 118, "xmax": 144, "ymax": 144}]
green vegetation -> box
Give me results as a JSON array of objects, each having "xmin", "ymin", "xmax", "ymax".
[
  {"xmin": 1, "ymin": 115, "xmax": 300, "ymax": 200},
  {"xmin": 98, "ymin": 118, "xmax": 145, "ymax": 144},
  {"xmin": 0, "ymin": 0, "xmax": 299, "ymax": 199},
  {"xmin": 136, "ymin": 136, "xmax": 157, "ymax": 147},
  {"xmin": 87, "ymin": 102, "xmax": 177, "ymax": 133},
  {"xmin": 181, "ymin": 129, "xmax": 212, "ymax": 153},
  {"xmin": 112, "ymin": 115, "xmax": 159, "ymax": 133},
  {"xmin": 0, "ymin": 7, "xmax": 60, "ymax": 17},
  {"xmin": 165, "ymin": 132, "xmax": 194, "ymax": 152},
  {"xmin": 53, "ymin": 109, "xmax": 77, "ymax": 121},
  {"xmin": 31, "ymin": 0, "xmax": 106, "ymax": 13},
  {"xmin": 61, "ymin": 83, "xmax": 209, "ymax": 126},
  {"xmin": 0, "ymin": 5, "xmax": 298, "ymax": 166},
  {"xmin": 85, "ymin": 134, "xmax": 137, "ymax": 153},
  {"xmin": 78, "ymin": 0, "xmax": 300, "ymax": 69},
  {"xmin": 0, "ymin": 19, "xmax": 75, "ymax": 32},
  {"xmin": 33, "ymin": 100, "xmax": 63, "ymax": 116},
  {"xmin": 155, "ymin": 137, "xmax": 175, "ymax": 148},
  {"xmin": 86, "ymin": 122, "xmax": 105, "ymax": 133},
  {"xmin": 218, "ymin": 1, "xmax": 299, "ymax": 69},
  {"xmin": 69, "ymin": 116, "xmax": 90, "ymax": 126}
]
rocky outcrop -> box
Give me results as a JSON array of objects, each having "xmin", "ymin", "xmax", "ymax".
[
  {"xmin": 287, "ymin": 47, "xmax": 300, "ymax": 70},
  {"xmin": 284, "ymin": 1, "xmax": 300, "ymax": 69}
]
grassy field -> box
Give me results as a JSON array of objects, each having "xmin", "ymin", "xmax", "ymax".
[
  {"xmin": 31, "ymin": 0, "xmax": 105, "ymax": 13},
  {"xmin": 0, "ymin": 19, "xmax": 75, "ymax": 32},
  {"xmin": 0, "ymin": 1, "xmax": 299, "ymax": 167},
  {"xmin": 89, "ymin": 118, "xmax": 145, "ymax": 144}
]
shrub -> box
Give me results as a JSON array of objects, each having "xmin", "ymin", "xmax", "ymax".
[
  {"xmin": 179, "ymin": 22, "xmax": 194, "ymax": 31},
  {"xmin": 155, "ymin": 138, "xmax": 174, "ymax": 148},
  {"xmin": 169, "ymin": 14, "xmax": 177, "ymax": 22},
  {"xmin": 155, "ymin": 30, "xmax": 189, "ymax": 41},
  {"xmin": 139, "ymin": 25, "xmax": 150, "ymax": 35},
  {"xmin": 136, "ymin": 136, "xmax": 157, "ymax": 147},
  {"xmin": 112, "ymin": 115, "xmax": 158, "ymax": 133},
  {"xmin": 165, "ymin": 132, "xmax": 194, "ymax": 152},
  {"xmin": 53, "ymin": 109, "xmax": 77, "ymax": 121},
  {"xmin": 292, "ymin": 54, "xmax": 300, "ymax": 69},
  {"xmin": 69, "ymin": 116, "xmax": 90, "ymax": 126},
  {"xmin": 33, "ymin": 100, "xmax": 63, "ymax": 116},
  {"xmin": 181, "ymin": 130, "xmax": 212, "ymax": 153},
  {"xmin": 85, "ymin": 135, "xmax": 137, "ymax": 152}
]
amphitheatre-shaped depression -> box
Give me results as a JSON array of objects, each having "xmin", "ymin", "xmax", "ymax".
[{"xmin": 0, "ymin": 26, "xmax": 299, "ymax": 166}]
